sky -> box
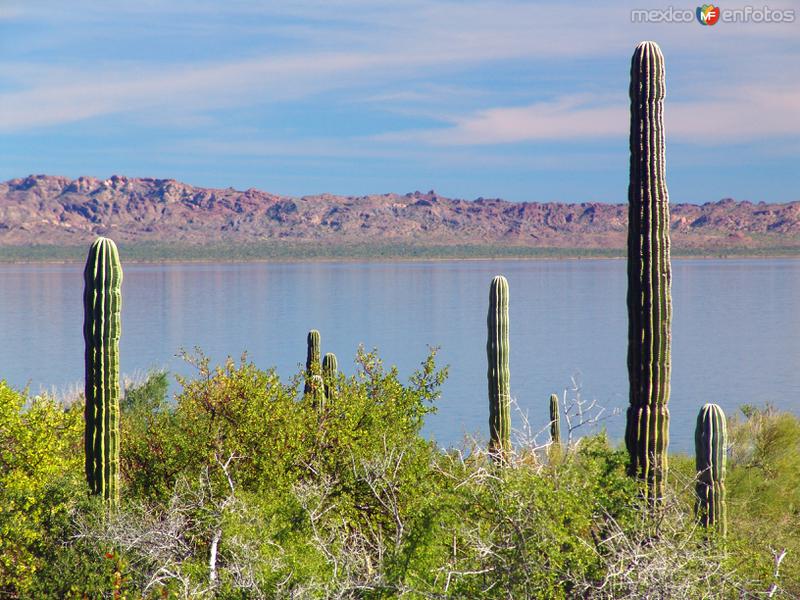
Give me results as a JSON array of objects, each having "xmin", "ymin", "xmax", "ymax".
[{"xmin": 1, "ymin": 0, "xmax": 798, "ymax": 203}]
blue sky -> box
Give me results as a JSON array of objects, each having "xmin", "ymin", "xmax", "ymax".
[{"xmin": 1, "ymin": 1, "xmax": 798, "ymax": 203}]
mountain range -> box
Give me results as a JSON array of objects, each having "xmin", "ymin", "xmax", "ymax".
[{"xmin": 2, "ymin": 174, "xmax": 799, "ymax": 256}]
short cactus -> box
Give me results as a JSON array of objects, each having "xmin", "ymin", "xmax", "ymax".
[
  {"xmin": 304, "ymin": 329, "xmax": 321, "ymax": 395},
  {"xmin": 625, "ymin": 41, "xmax": 672, "ymax": 502},
  {"xmin": 322, "ymin": 352, "xmax": 338, "ymax": 401},
  {"xmin": 309, "ymin": 374, "xmax": 325, "ymax": 409},
  {"xmin": 487, "ymin": 275, "xmax": 510, "ymax": 457},
  {"xmin": 549, "ymin": 393, "xmax": 561, "ymax": 447},
  {"xmin": 83, "ymin": 237, "xmax": 123, "ymax": 506},
  {"xmin": 695, "ymin": 403, "xmax": 727, "ymax": 536}
]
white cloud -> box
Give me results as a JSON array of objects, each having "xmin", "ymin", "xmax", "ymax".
[
  {"xmin": 670, "ymin": 85, "xmax": 800, "ymax": 140},
  {"xmin": 372, "ymin": 80, "xmax": 800, "ymax": 146},
  {"xmin": 379, "ymin": 95, "xmax": 627, "ymax": 145},
  {"xmin": 0, "ymin": 2, "xmax": 635, "ymax": 133},
  {"xmin": 1, "ymin": 0, "xmax": 797, "ymax": 144},
  {"xmin": 0, "ymin": 52, "xmax": 388, "ymax": 130}
]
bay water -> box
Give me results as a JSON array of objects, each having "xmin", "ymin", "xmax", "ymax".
[{"xmin": 2, "ymin": 258, "xmax": 798, "ymax": 453}]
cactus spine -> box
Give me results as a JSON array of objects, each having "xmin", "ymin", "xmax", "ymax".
[
  {"xmin": 625, "ymin": 41, "xmax": 672, "ymax": 502},
  {"xmin": 487, "ymin": 275, "xmax": 510, "ymax": 457},
  {"xmin": 549, "ymin": 393, "xmax": 561, "ymax": 447},
  {"xmin": 304, "ymin": 329, "xmax": 321, "ymax": 395},
  {"xmin": 83, "ymin": 237, "xmax": 123, "ymax": 506},
  {"xmin": 695, "ymin": 403, "xmax": 727, "ymax": 536},
  {"xmin": 322, "ymin": 352, "xmax": 338, "ymax": 401}
]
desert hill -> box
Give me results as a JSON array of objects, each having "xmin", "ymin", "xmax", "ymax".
[{"xmin": 2, "ymin": 174, "xmax": 799, "ymax": 255}]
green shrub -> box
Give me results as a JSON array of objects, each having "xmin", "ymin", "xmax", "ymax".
[
  {"xmin": 4, "ymin": 359, "xmax": 800, "ymax": 597},
  {"xmin": 123, "ymin": 369, "xmax": 169, "ymax": 413},
  {"xmin": 26, "ymin": 525, "xmax": 134, "ymax": 599},
  {"xmin": 726, "ymin": 406, "xmax": 800, "ymax": 596},
  {"xmin": 0, "ymin": 382, "xmax": 83, "ymax": 595}
]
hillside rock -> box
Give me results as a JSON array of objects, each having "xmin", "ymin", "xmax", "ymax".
[{"xmin": 1, "ymin": 175, "xmax": 798, "ymax": 250}]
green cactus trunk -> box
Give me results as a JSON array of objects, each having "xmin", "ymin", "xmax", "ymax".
[
  {"xmin": 487, "ymin": 275, "xmax": 510, "ymax": 457},
  {"xmin": 309, "ymin": 374, "xmax": 325, "ymax": 410},
  {"xmin": 83, "ymin": 237, "xmax": 123, "ymax": 506},
  {"xmin": 322, "ymin": 352, "xmax": 338, "ymax": 402},
  {"xmin": 625, "ymin": 41, "xmax": 672, "ymax": 503},
  {"xmin": 549, "ymin": 393, "xmax": 561, "ymax": 447},
  {"xmin": 695, "ymin": 403, "xmax": 727, "ymax": 536},
  {"xmin": 304, "ymin": 329, "xmax": 321, "ymax": 396}
]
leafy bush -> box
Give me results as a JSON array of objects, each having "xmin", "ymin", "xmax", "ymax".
[
  {"xmin": 0, "ymin": 382, "xmax": 83, "ymax": 595},
  {"xmin": 726, "ymin": 405, "xmax": 800, "ymax": 597},
  {"xmin": 2, "ymin": 360, "xmax": 800, "ymax": 598},
  {"xmin": 123, "ymin": 369, "xmax": 169, "ymax": 413}
]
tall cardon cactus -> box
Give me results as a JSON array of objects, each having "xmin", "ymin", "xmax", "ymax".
[
  {"xmin": 304, "ymin": 329, "xmax": 321, "ymax": 395},
  {"xmin": 549, "ymin": 393, "xmax": 561, "ymax": 447},
  {"xmin": 83, "ymin": 237, "xmax": 123, "ymax": 506},
  {"xmin": 322, "ymin": 352, "xmax": 338, "ymax": 402},
  {"xmin": 487, "ymin": 275, "xmax": 510, "ymax": 457},
  {"xmin": 625, "ymin": 41, "xmax": 672, "ymax": 502},
  {"xmin": 695, "ymin": 403, "xmax": 727, "ymax": 536}
]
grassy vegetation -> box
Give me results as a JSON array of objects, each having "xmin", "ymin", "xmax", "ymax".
[
  {"xmin": 0, "ymin": 243, "xmax": 622, "ymax": 262},
  {"xmin": 3, "ymin": 242, "xmax": 800, "ymax": 262},
  {"xmin": 1, "ymin": 353, "xmax": 798, "ymax": 598}
]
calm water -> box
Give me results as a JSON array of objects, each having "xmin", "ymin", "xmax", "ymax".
[{"xmin": 2, "ymin": 259, "xmax": 799, "ymax": 453}]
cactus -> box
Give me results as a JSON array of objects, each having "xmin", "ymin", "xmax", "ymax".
[
  {"xmin": 83, "ymin": 237, "xmax": 123, "ymax": 506},
  {"xmin": 549, "ymin": 393, "xmax": 561, "ymax": 447},
  {"xmin": 487, "ymin": 275, "xmax": 510, "ymax": 457},
  {"xmin": 322, "ymin": 352, "xmax": 338, "ymax": 401},
  {"xmin": 695, "ymin": 403, "xmax": 727, "ymax": 536},
  {"xmin": 625, "ymin": 41, "xmax": 672, "ymax": 502},
  {"xmin": 304, "ymin": 329, "xmax": 321, "ymax": 395},
  {"xmin": 309, "ymin": 374, "xmax": 325, "ymax": 409}
]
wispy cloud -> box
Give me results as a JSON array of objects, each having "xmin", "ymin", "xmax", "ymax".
[
  {"xmin": 372, "ymin": 81, "xmax": 800, "ymax": 146},
  {"xmin": 2, "ymin": 0, "xmax": 797, "ymax": 136},
  {"xmin": 1, "ymin": 0, "xmax": 797, "ymax": 201},
  {"xmin": 375, "ymin": 95, "xmax": 626, "ymax": 145},
  {"xmin": 0, "ymin": 2, "xmax": 633, "ymax": 132},
  {"xmin": 670, "ymin": 85, "xmax": 800, "ymax": 140},
  {"xmin": 164, "ymin": 135, "xmax": 618, "ymax": 174},
  {"xmin": 0, "ymin": 52, "xmax": 388, "ymax": 131}
]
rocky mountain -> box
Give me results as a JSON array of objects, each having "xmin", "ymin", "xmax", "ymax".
[{"xmin": 1, "ymin": 174, "xmax": 799, "ymax": 252}]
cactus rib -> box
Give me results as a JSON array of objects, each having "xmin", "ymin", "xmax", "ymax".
[
  {"xmin": 83, "ymin": 237, "xmax": 123, "ymax": 506},
  {"xmin": 625, "ymin": 41, "xmax": 672, "ymax": 502},
  {"xmin": 487, "ymin": 275, "xmax": 510, "ymax": 457},
  {"xmin": 695, "ymin": 403, "xmax": 727, "ymax": 536},
  {"xmin": 322, "ymin": 352, "xmax": 338, "ymax": 402},
  {"xmin": 304, "ymin": 329, "xmax": 321, "ymax": 396}
]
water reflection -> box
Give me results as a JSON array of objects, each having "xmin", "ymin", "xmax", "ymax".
[{"xmin": 1, "ymin": 258, "xmax": 798, "ymax": 452}]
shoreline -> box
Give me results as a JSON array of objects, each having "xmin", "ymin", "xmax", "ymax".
[
  {"xmin": 2, "ymin": 246, "xmax": 800, "ymax": 265},
  {"xmin": 4, "ymin": 255, "xmax": 800, "ymax": 266}
]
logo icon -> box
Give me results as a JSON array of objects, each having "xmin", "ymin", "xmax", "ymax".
[{"xmin": 697, "ymin": 4, "xmax": 721, "ymax": 25}]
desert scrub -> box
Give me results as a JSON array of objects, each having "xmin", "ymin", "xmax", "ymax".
[
  {"xmin": 434, "ymin": 435, "xmax": 637, "ymax": 598},
  {"xmin": 725, "ymin": 406, "xmax": 800, "ymax": 597},
  {"xmin": 0, "ymin": 382, "xmax": 84, "ymax": 596},
  {"xmin": 4, "ymin": 363, "xmax": 800, "ymax": 598},
  {"xmin": 91, "ymin": 350, "xmax": 448, "ymax": 596},
  {"xmin": 666, "ymin": 406, "xmax": 800, "ymax": 597}
]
